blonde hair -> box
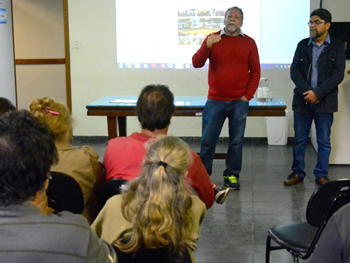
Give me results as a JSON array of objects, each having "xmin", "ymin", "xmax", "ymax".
[
  {"xmin": 115, "ymin": 136, "xmax": 193, "ymax": 255},
  {"xmin": 29, "ymin": 97, "xmax": 71, "ymax": 142}
]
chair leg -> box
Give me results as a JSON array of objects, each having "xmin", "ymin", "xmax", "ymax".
[
  {"xmin": 293, "ymin": 256, "xmax": 299, "ymax": 263},
  {"xmin": 265, "ymin": 236, "xmax": 271, "ymax": 263}
]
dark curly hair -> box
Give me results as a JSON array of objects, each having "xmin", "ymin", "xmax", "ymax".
[
  {"xmin": 136, "ymin": 84, "xmax": 175, "ymax": 131},
  {"xmin": 0, "ymin": 97, "xmax": 15, "ymax": 115},
  {"xmin": 0, "ymin": 110, "xmax": 58, "ymax": 206},
  {"xmin": 310, "ymin": 8, "xmax": 332, "ymax": 23}
]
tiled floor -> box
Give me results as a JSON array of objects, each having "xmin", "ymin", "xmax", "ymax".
[{"xmin": 72, "ymin": 137, "xmax": 350, "ymax": 263}]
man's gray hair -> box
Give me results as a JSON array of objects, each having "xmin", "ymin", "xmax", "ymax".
[{"xmin": 225, "ymin": 6, "xmax": 244, "ymax": 20}]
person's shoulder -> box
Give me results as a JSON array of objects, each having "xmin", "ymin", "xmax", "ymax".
[
  {"xmin": 104, "ymin": 194, "xmax": 123, "ymax": 208},
  {"xmin": 189, "ymin": 195, "xmax": 207, "ymax": 221},
  {"xmin": 105, "ymin": 135, "xmax": 134, "ymax": 152},
  {"xmin": 297, "ymin": 38, "xmax": 310, "ymax": 46},
  {"xmin": 54, "ymin": 210, "xmax": 89, "ymax": 223},
  {"xmin": 97, "ymin": 195, "xmax": 124, "ymax": 220},
  {"xmin": 108, "ymin": 135, "xmax": 132, "ymax": 145},
  {"xmin": 80, "ymin": 145, "xmax": 99, "ymax": 159},
  {"xmin": 188, "ymin": 151, "xmax": 205, "ymax": 168},
  {"xmin": 107, "ymin": 133, "xmax": 145, "ymax": 146},
  {"xmin": 40, "ymin": 210, "xmax": 92, "ymax": 230},
  {"xmin": 63, "ymin": 145, "xmax": 99, "ymax": 163},
  {"xmin": 332, "ymin": 202, "xmax": 350, "ymax": 220},
  {"xmin": 190, "ymin": 195, "xmax": 206, "ymax": 211},
  {"xmin": 242, "ymin": 33, "xmax": 253, "ymax": 39},
  {"xmin": 241, "ymin": 34, "xmax": 259, "ymax": 46},
  {"xmin": 41, "ymin": 212, "xmax": 109, "ymax": 257},
  {"xmin": 325, "ymin": 202, "xmax": 350, "ymax": 238},
  {"xmin": 190, "ymin": 150, "xmax": 200, "ymax": 160},
  {"xmin": 57, "ymin": 143, "xmax": 99, "ymax": 162},
  {"xmin": 240, "ymin": 33, "xmax": 255, "ymax": 41}
]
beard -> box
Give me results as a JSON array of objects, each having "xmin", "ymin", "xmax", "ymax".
[
  {"xmin": 225, "ymin": 23, "xmax": 240, "ymax": 35},
  {"xmin": 310, "ymin": 29, "xmax": 321, "ymax": 40}
]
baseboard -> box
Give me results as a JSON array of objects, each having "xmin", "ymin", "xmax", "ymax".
[
  {"xmin": 72, "ymin": 136, "xmax": 108, "ymax": 144},
  {"xmin": 72, "ymin": 136, "xmax": 294, "ymax": 145}
]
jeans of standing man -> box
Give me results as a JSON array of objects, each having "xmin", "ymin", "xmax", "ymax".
[
  {"xmin": 200, "ymin": 99, "xmax": 249, "ymax": 178},
  {"xmin": 292, "ymin": 110, "xmax": 333, "ymax": 179}
]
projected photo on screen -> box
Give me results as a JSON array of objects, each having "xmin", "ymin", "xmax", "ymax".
[{"xmin": 115, "ymin": 0, "xmax": 309, "ymax": 69}]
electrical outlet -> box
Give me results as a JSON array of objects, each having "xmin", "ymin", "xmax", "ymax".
[{"xmin": 73, "ymin": 40, "xmax": 80, "ymax": 50}]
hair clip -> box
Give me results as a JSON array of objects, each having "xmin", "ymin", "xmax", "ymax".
[
  {"xmin": 45, "ymin": 109, "xmax": 60, "ymax": 116},
  {"xmin": 157, "ymin": 161, "xmax": 168, "ymax": 169}
]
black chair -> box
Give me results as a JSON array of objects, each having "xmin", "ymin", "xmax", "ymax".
[
  {"xmin": 98, "ymin": 178, "xmax": 127, "ymax": 210},
  {"xmin": 114, "ymin": 246, "xmax": 192, "ymax": 263},
  {"xmin": 46, "ymin": 171, "xmax": 84, "ymax": 214},
  {"xmin": 265, "ymin": 179, "xmax": 350, "ymax": 263}
]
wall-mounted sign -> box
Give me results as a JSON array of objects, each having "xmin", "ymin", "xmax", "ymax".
[{"xmin": 0, "ymin": 8, "xmax": 7, "ymax": 24}]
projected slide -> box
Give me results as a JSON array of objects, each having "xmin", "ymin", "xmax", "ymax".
[
  {"xmin": 177, "ymin": 9, "xmax": 225, "ymax": 48},
  {"xmin": 115, "ymin": 0, "xmax": 309, "ymax": 69}
]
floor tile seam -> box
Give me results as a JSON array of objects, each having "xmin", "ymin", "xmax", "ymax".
[
  {"xmin": 252, "ymin": 203, "xmax": 303, "ymax": 209},
  {"xmin": 251, "ymin": 189, "xmax": 260, "ymax": 248},
  {"xmin": 291, "ymin": 186, "xmax": 311, "ymax": 218}
]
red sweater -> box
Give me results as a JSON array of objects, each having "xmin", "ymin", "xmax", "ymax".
[
  {"xmin": 103, "ymin": 132, "xmax": 215, "ymax": 209},
  {"xmin": 192, "ymin": 31, "xmax": 261, "ymax": 101}
]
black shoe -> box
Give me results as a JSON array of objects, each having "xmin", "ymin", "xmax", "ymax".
[
  {"xmin": 284, "ymin": 172, "xmax": 304, "ymax": 186},
  {"xmin": 315, "ymin": 176, "xmax": 330, "ymax": 186},
  {"xmin": 215, "ymin": 187, "xmax": 231, "ymax": 204},
  {"xmin": 224, "ymin": 175, "xmax": 240, "ymax": 190}
]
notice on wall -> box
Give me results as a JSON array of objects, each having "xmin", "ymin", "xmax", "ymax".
[
  {"xmin": 0, "ymin": 8, "xmax": 7, "ymax": 24},
  {"xmin": 0, "ymin": 0, "xmax": 16, "ymax": 104}
]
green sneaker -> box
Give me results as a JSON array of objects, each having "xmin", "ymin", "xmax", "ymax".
[{"xmin": 224, "ymin": 175, "xmax": 240, "ymax": 190}]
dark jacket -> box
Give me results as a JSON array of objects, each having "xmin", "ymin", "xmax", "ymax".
[{"xmin": 291, "ymin": 35, "xmax": 345, "ymax": 113}]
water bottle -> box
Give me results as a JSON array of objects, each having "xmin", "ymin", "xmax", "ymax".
[{"xmin": 257, "ymin": 77, "xmax": 271, "ymax": 101}]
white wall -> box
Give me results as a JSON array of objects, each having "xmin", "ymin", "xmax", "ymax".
[
  {"xmin": 330, "ymin": 61, "xmax": 350, "ymax": 164},
  {"xmin": 0, "ymin": 0, "xmax": 16, "ymax": 104},
  {"xmin": 68, "ymin": 0, "xmax": 349, "ymax": 137},
  {"xmin": 321, "ymin": 0, "xmax": 350, "ymax": 21}
]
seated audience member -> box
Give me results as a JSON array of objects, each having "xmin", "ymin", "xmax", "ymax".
[
  {"xmin": 0, "ymin": 98, "xmax": 52, "ymax": 215},
  {"xmin": 92, "ymin": 136, "xmax": 206, "ymax": 262},
  {"xmin": 310, "ymin": 203, "xmax": 350, "ymax": 263},
  {"xmin": 0, "ymin": 97, "xmax": 15, "ymax": 115},
  {"xmin": 0, "ymin": 110, "xmax": 116, "ymax": 262},
  {"xmin": 102, "ymin": 84, "xmax": 229, "ymax": 209},
  {"xmin": 30, "ymin": 97, "xmax": 104, "ymax": 222}
]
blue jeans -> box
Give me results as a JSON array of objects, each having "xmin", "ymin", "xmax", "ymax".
[
  {"xmin": 200, "ymin": 99, "xmax": 249, "ymax": 178},
  {"xmin": 292, "ymin": 110, "xmax": 333, "ymax": 179}
]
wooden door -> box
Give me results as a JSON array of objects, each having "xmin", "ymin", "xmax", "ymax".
[{"xmin": 12, "ymin": 0, "xmax": 71, "ymax": 111}]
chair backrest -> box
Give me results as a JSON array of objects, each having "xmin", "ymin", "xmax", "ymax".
[
  {"xmin": 46, "ymin": 171, "xmax": 84, "ymax": 214},
  {"xmin": 98, "ymin": 178, "xmax": 126, "ymax": 210},
  {"xmin": 306, "ymin": 179, "xmax": 350, "ymax": 227}
]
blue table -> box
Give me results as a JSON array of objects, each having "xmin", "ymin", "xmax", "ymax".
[{"xmin": 86, "ymin": 95, "xmax": 286, "ymax": 139}]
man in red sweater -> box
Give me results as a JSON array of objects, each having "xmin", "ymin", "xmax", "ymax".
[
  {"xmin": 102, "ymin": 84, "xmax": 230, "ymax": 209},
  {"xmin": 192, "ymin": 6, "xmax": 260, "ymax": 190}
]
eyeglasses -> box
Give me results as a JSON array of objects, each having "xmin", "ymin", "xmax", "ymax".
[{"xmin": 308, "ymin": 20, "xmax": 325, "ymax": 26}]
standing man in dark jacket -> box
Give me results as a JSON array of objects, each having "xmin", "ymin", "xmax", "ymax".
[{"xmin": 285, "ymin": 8, "xmax": 345, "ymax": 186}]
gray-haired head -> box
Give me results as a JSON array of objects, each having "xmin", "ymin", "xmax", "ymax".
[{"xmin": 225, "ymin": 6, "xmax": 244, "ymax": 20}]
